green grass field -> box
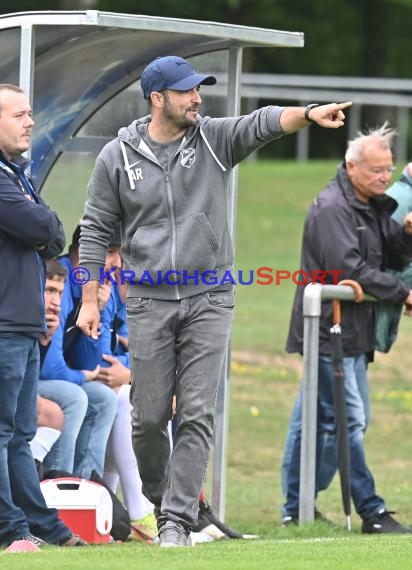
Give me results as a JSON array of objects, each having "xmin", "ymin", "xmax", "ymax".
[
  {"xmin": 2, "ymin": 535, "xmax": 412, "ymax": 569},
  {"xmin": 6, "ymin": 158, "xmax": 411, "ymax": 568}
]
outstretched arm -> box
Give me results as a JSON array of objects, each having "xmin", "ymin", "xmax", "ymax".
[{"xmin": 280, "ymin": 102, "xmax": 352, "ymax": 133}]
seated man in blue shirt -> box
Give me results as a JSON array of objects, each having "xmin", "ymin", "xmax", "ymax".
[{"xmin": 39, "ymin": 227, "xmax": 119, "ymax": 479}]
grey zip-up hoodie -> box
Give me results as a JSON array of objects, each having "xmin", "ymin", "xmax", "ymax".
[{"xmin": 79, "ymin": 105, "xmax": 285, "ymax": 300}]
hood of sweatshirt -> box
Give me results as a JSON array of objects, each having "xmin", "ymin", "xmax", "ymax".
[{"xmin": 117, "ymin": 114, "xmax": 227, "ymax": 190}]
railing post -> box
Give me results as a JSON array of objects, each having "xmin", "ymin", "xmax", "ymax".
[
  {"xmin": 299, "ymin": 284, "xmax": 322, "ymax": 523},
  {"xmin": 299, "ymin": 283, "xmax": 368, "ymax": 523}
]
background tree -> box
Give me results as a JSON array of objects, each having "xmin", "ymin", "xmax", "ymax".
[
  {"xmin": 3, "ymin": 0, "xmax": 412, "ymax": 156},
  {"xmin": 5, "ymin": 0, "xmax": 412, "ymax": 77}
]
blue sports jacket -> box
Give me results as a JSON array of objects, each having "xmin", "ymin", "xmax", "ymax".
[
  {"xmin": 40, "ymin": 256, "xmax": 129, "ymax": 382},
  {"xmin": 40, "ymin": 255, "xmax": 87, "ymax": 384},
  {"xmin": 69, "ymin": 283, "xmax": 130, "ymax": 370}
]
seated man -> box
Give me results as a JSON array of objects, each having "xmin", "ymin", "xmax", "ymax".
[
  {"xmin": 31, "ymin": 396, "xmax": 64, "ymax": 479},
  {"xmin": 28, "ymin": 259, "xmax": 86, "ymax": 478},
  {"xmin": 39, "ymin": 235, "xmax": 118, "ymax": 479}
]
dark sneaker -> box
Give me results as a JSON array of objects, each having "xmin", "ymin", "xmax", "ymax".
[
  {"xmin": 362, "ymin": 511, "xmax": 412, "ymax": 534},
  {"xmin": 59, "ymin": 533, "xmax": 87, "ymax": 546},
  {"xmin": 193, "ymin": 499, "xmax": 243, "ymax": 539},
  {"xmin": 158, "ymin": 521, "xmax": 192, "ymax": 548}
]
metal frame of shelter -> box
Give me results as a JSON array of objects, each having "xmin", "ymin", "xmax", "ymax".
[{"xmin": 0, "ymin": 10, "xmax": 304, "ymax": 519}]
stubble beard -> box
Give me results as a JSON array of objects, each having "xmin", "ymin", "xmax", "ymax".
[{"xmin": 163, "ymin": 97, "xmax": 198, "ymax": 130}]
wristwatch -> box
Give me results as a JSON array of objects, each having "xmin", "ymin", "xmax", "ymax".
[{"xmin": 304, "ymin": 103, "xmax": 319, "ymax": 124}]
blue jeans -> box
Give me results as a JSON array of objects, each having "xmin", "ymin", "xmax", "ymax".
[
  {"xmin": 38, "ymin": 380, "xmax": 88, "ymax": 474},
  {"xmin": 128, "ymin": 289, "xmax": 234, "ymax": 528},
  {"xmin": 283, "ymin": 354, "xmax": 385, "ymax": 520},
  {"xmin": 281, "ymin": 355, "xmax": 370, "ymax": 500},
  {"xmin": 39, "ymin": 379, "xmax": 117, "ymax": 479},
  {"xmin": 74, "ymin": 382, "xmax": 117, "ymax": 479},
  {"xmin": 0, "ymin": 335, "xmax": 71, "ymax": 545},
  {"xmin": 281, "ymin": 394, "xmax": 337, "ymax": 504}
]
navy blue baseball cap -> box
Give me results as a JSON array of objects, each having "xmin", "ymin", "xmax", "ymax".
[{"xmin": 140, "ymin": 56, "xmax": 217, "ymax": 100}]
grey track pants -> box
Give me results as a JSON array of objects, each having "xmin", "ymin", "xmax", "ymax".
[{"xmin": 128, "ymin": 288, "xmax": 234, "ymax": 528}]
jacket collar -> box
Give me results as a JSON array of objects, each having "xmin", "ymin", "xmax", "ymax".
[{"xmin": 0, "ymin": 150, "xmax": 31, "ymax": 173}]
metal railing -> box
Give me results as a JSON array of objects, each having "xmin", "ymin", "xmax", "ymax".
[
  {"xmin": 202, "ymin": 73, "xmax": 412, "ymax": 164},
  {"xmin": 299, "ymin": 283, "xmax": 374, "ymax": 523}
]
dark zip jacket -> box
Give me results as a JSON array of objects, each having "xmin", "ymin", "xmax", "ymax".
[
  {"xmin": 286, "ymin": 163, "xmax": 412, "ymax": 357},
  {"xmin": 0, "ymin": 151, "xmax": 65, "ymax": 334}
]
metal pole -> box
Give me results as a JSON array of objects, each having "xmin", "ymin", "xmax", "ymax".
[
  {"xmin": 211, "ymin": 46, "xmax": 243, "ymax": 521},
  {"xmin": 299, "ymin": 284, "xmax": 321, "ymax": 523},
  {"xmin": 19, "ymin": 24, "xmax": 35, "ymax": 165},
  {"xmin": 299, "ymin": 284, "xmax": 372, "ymax": 524}
]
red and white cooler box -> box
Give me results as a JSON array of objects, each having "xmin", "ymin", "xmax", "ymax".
[{"xmin": 40, "ymin": 477, "xmax": 113, "ymax": 544}]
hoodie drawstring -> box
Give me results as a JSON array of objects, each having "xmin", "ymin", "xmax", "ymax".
[{"xmin": 120, "ymin": 139, "xmax": 136, "ymax": 190}]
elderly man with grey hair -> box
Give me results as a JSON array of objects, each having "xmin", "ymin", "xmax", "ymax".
[{"xmin": 282, "ymin": 123, "xmax": 412, "ymax": 533}]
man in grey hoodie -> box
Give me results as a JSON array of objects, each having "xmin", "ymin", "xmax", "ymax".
[{"xmin": 77, "ymin": 55, "xmax": 351, "ymax": 547}]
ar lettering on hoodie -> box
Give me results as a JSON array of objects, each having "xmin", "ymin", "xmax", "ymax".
[{"xmin": 130, "ymin": 166, "xmax": 143, "ymax": 181}]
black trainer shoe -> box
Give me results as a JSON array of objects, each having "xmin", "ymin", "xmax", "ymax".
[
  {"xmin": 194, "ymin": 500, "xmax": 244, "ymax": 539},
  {"xmin": 158, "ymin": 521, "xmax": 192, "ymax": 548},
  {"xmin": 362, "ymin": 511, "xmax": 412, "ymax": 534}
]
